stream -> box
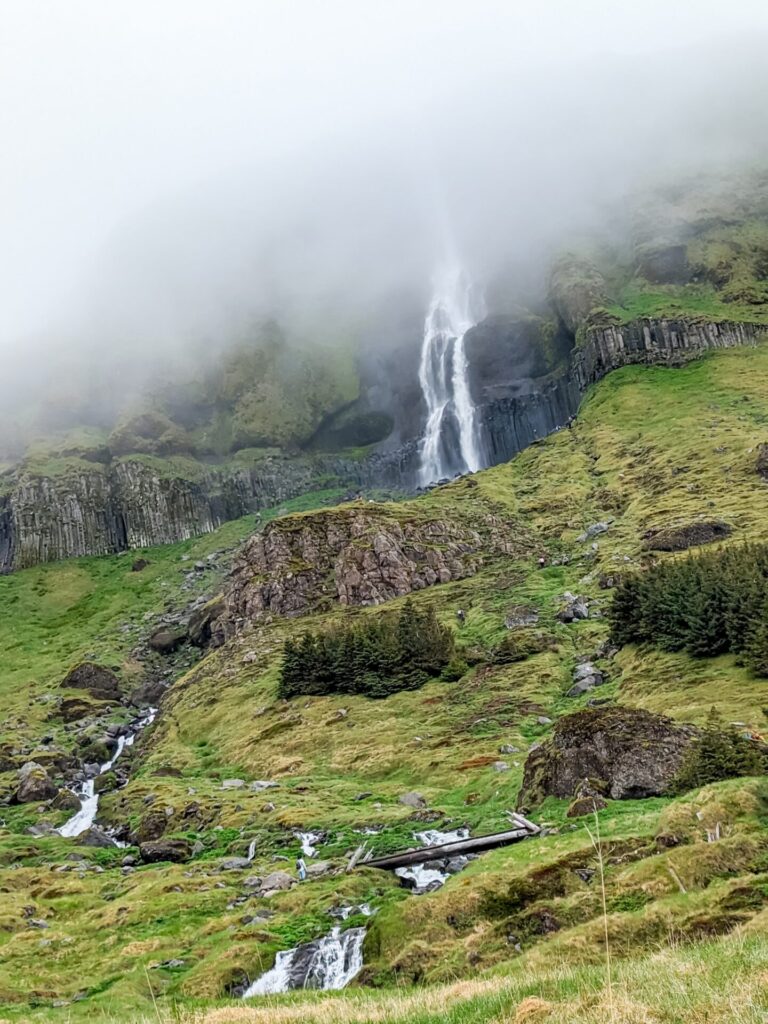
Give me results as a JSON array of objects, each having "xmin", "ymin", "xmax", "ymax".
[
  {"xmin": 57, "ymin": 708, "xmax": 157, "ymax": 839},
  {"xmin": 395, "ymin": 828, "xmax": 470, "ymax": 893},
  {"xmin": 242, "ymin": 905, "xmax": 372, "ymax": 997}
]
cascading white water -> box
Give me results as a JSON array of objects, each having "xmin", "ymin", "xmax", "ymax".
[
  {"xmin": 242, "ymin": 905, "xmax": 372, "ymax": 997},
  {"xmin": 296, "ymin": 830, "xmax": 322, "ymax": 858},
  {"xmin": 57, "ymin": 708, "xmax": 157, "ymax": 839},
  {"xmin": 418, "ymin": 265, "xmax": 485, "ymax": 486},
  {"xmin": 394, "ymin": 828, "xmax": 470, "ymax": 892}
]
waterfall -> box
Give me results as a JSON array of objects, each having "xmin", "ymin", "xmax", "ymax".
[
  {"xmin": 242, "ymin": 905, "xmax": 372, "ymax": 997},
  {"xmin": 418, "ymin": 266, "xmax": 485, "ymax": 486},
  {"xmin": 57, "ymin": 708, "xmax": 157, "ymax": 839}
]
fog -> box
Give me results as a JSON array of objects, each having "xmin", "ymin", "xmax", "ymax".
[{"xmin": 3, "ymin": 1, "xmax": 768, "ymax": 434}]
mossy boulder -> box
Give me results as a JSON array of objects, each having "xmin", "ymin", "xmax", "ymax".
[
  {"xmin": 15, "ymin": 761, "xmax": 58, "ymax": 803},
  {"xmin": 60, "ymin": 662, "xmax": 122, "ymax": 701},
  {"xmin": 518, "ymin": 706, "xmax": 698, "ymax": 809},
  {"xmin": 642, "ymin": 519, "xmax": 732, "ymax": 552},
  {"xmin": 139, "ymin": 838, "xmax": 192, "ymax": 864}
]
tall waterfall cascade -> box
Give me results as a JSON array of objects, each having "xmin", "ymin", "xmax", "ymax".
[{"xmin": 418, "ymin": 266, "xmax": 485, "ymax": 485}]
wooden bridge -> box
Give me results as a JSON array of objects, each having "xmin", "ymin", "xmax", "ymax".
[{"xmin": 350, "ymin": 813, "xmax": 540, "ymax": 872}]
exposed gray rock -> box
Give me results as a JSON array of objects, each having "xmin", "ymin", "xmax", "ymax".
[
  {"xmin": 79, "ymin": 826, "xmax": 116, "ymax": 848},
  {"xmin": 219, "ymin": 857, "xmax": 252, "ymax": 871},
  {"xmin": 16, "ymin": 762, "xmax": 58, "ymax": 803},
  {"xmin": 398, "ymin": 791, "xmax": 427, "ymax": 809},
  {"xmin": 259, "ymin": 870, "xmax": 294, "ymax": 892}
]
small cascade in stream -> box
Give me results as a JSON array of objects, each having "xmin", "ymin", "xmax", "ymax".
[
  {"xmin": 418, "ymin": 265, "xmax": 485, "ymax": 486},
  {"xmin": 295, "ymin": 830, "xmax": 323, "ymax": 858},
  {"xmin": 395, "ymin": 828, "xmax": 470, "ymax": 893},
  {"xmin": 57, "ymin": 707, "xmax": 157, "ymax": 839},
  {"xmin": 242, "ymin": 905, "xmax": 372, "ymax": 997},
  {"xmin": 246, "ymin": 838, "xmax": 257, "ymax": 861}
]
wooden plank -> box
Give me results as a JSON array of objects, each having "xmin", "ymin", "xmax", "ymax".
[{"xmin": 363, "ymin": 827, "xmax": 534, "ymax": 870}]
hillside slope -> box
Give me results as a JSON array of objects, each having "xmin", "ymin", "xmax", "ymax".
[{"xmin": 2, "ymin": 343, "xmax": 768, "ymax": 1021}]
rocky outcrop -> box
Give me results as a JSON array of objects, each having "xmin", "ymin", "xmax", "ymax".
[
  {"xmin": 222, "ymin": 505, "xmax": 525, "ymax": 628},
  {"xmin": 518, "ymin": 706, "xmax": 698, "ymax": 809},
  {"xmin": 570, "ymin": 318, "xmax": 762, "ymax": 389}
]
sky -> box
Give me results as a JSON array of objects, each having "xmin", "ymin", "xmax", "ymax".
[{"xmin": 2, "ymin": 1, "xmax": 768, "ymax": 406}]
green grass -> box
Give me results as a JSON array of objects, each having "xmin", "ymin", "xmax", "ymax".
[{"xmin": 4, "ymin": 344, "xmax": 768, "ymax": 1019}]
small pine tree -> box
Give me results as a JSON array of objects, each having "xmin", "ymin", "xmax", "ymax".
[
  {"xmin": 672, "ymin": 706, "xmax": 765, "ymax": 793},
  {"xmin": 743, "ymin": 596, "xmax": 768, "ymax": 677}
]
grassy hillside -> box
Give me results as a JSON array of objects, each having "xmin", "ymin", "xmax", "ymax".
[{"xmin": 3, "ymin": 343, "xmax": 768, "ymax": 1022}]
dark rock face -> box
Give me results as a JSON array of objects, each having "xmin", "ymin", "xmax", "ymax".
[
  {"xmin": 148, "ymin": 628, "xmax": 187, "ymax": 654},
  {"xmin": 474, "ymin": 317, "xmax": 764, "ymax": 472},
  {"xmin": 188, "ymin": 595, "xmax": 226, "ymax": 647},
  {"xmin": 60, "ymin": 663, "xmax": 122, "ymax": 701},
  {"xmin": 139, "ymin": 838, "xmax": 192, "ymax": 863},
  {"xmin": 0, "ymin": 449, "xmax": 413, "ymax": 574},
  {"xmin": 643, "ymin": 520, "xmax": 732, "ymax": 552},
  {"xmin": 570, "ymin": 319, "xmax": 761, "ymax": 390},
  {"xmin": 757, "ymin": 443, "xmax": 768, "ymax": 479},
  {"xmin": 222, "ymin": 505, "xmax": 525, "ymax": 626},
  {"xmin": 518, "ymin": 706, "xmax": 698, "ymax": 809}
]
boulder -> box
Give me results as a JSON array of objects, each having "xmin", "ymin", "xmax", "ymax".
[
  {"xmin": 756, "ymin": 443, "xmax": 768, "ymax": 480},
  {"xmin": 130, "ymin": 677, "xmax": 168, "ymax": 707},
  {"xmin": 399, "ymin": 791, "xmax": 427, "ymax": 809},
  {"xmin": 219, "ymin": 857, "xmax": 252, "ymax": 871},
  {"xmin": 642, "ymin": 520, "xmax": 732, "ymax": 552},
  {"xmin": 60, "ymin": 662, "xmax": 122, "ymax": 701},
  {"xmin": 259, "ymin": 870, "xmax": 294, "ymax": 892},
  {"xmin": 148, "ymin": 628, "xmax": 187, "ymax": 655},
  {"xmin": 51, "ymin": 788, "xmax": 82, "ymax": 812},
  {"xmin": 80, "ymin": 826, "xmax": 117, "ymax": 848},
  {"xmin": 306, "ymin": 859, "xmax": 332, "ymax": 877},
  {"xmin": 188, "ymin": 594, "xmax": 226, "ymax": 647},
  {"xmin": 58, "ymin": 695, "xmax": 101, "ymax": 722},
  {"xmin": 518, "ymin": 706, "xmax": 698, "ymax": 809},
  {"xmin": 16, "ymin": 762, "xmax": 58, "ymax": 803},
  {"xmin": 131, "ymin": 558, "xmax": 150, "ymax": 572},
  {"xmin": 557, "ymin": 593, "xmax": 589, "ymax": 623},
  {"xmin": 139, "ymin": 838, "xmax": 192, "ymax": 864},
  {"xmin": 577, "ymin": 521, "xmax": 611, "ymax": 542}
]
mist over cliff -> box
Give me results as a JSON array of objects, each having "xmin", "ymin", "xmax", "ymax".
[{"xmin": 3, "ymin": 1, "xmax": 768, "ymax": 448}]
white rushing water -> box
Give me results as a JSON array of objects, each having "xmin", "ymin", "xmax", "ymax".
[
  {"xmin": 296, "ymin": 830, "xmax": 322, "ymax": 858},
  {"xmin": 418, "ymin": 265, "xmax": 485, "ymax": 486},
  {"xmin": 242, "ymin": 906, "xmax": 372, "ymax": 997},
  {"xmin": 57, "ymin": 708, "xmax": 157, "ymax": 839},
  {"xmin": 395, "ymin": 828, "xmax": 470, "ymax": 892}
]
